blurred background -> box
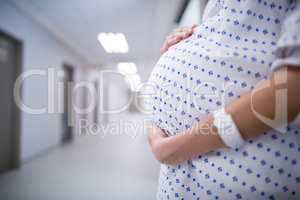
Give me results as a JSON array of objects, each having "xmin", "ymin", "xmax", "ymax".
[{"xmin": 0, "ymin": 0, "xmax": 202, "ymax": 199}]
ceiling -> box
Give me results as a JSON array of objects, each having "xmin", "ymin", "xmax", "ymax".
[{"xmin": 12, "ymin": 0, "xmax": 182, "ymax": 65}]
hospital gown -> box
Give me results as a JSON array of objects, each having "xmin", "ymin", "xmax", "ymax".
[{"xmin": 148, "ymin": 0, "xmax": 300, "ymax": 199}]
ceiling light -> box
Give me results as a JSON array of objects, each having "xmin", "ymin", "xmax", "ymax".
[
  {"xmin": 125, "ymin": 74, "xmax": 141, "ymax": 92},
  {"xmin": 117, "ymin": 62, "xmax": 137, "ymax": 75},
  {"xmin": 97, "ymin": 32, "xmax": 129, "ymax": 53}
]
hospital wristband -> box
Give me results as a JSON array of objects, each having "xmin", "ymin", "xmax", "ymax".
[{"xmin": 213, "ymin": 108, "xmax": 245, "ymax": 149}]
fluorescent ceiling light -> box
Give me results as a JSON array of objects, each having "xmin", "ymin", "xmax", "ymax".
[
  {"xmin": 117, "ymin": 62, "xmax": 141, "ymax": 91},
  {"xmin": 125, "ymin": 74, "xmax": 141, "ymax": 92},
  {"xmin": 97, "ymin": 32, "xmax": 129, "ymax": 53},
  {"xmin": 117, "ymin": 62, "xmax": 137, "ymax": 75}
]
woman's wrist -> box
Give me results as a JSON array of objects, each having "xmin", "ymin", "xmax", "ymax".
[
  {"xmin": 161, "ymin": 116, "xmax": 225, "ymax": 164},
  {"xmin": 191, "ymin": 116, "xmax": 225, "ymax": 151}
]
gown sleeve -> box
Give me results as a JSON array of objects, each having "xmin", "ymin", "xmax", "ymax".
[{"xmin": 271, "ymin": 1, "xmax": 300, "ymax": 72}]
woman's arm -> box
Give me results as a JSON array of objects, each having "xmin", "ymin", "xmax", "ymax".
[{"xmin": 148, "ymin": 66, "xmax": 300, "ymax": 165}]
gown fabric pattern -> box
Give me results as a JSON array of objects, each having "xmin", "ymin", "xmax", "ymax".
[{"xmin": 147, "ymin": 0, "xmax": 300, "ymax": 199}]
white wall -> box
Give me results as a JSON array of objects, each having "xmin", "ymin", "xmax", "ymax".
[
  {"xmin": 71, "ymin": 59, "xmax": 157, "ymax": 140},
  {"xmin": 88, "ymin": 60, "xmax": 155, "ymax": 128},
  {"xmin": 0, "ymin": 1, "xmax": 84, "ymax": 162},
  {"xmin": 102, "ymin": 60, "xmax": 155, "ymax": 113}
]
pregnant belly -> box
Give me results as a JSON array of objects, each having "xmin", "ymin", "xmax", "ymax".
[{"xmin": 147, "ymin": 35, "xmax": 270, "ymax": 135}]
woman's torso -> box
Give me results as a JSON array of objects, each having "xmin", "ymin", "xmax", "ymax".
[{"xmin": 148, "ymin": 0, "xmax": 300, "ymax": 199}]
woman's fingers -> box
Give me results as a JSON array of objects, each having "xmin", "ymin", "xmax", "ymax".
[
  {"xmin": 160, "ymin": 32, "xmax": 191, "ymax": 53},
  {"xmin": 174, "ymin": 31, "xmax": 192, "ymax": 38},
  {"xmin": 147, "ymin": 126, "xmax": 166, "ymax": 148},
  {"xmin": 160, "ymin": 37, "xmax": 180, "ymax": 53},
  {"xmin": 160, "ymin": 25, "xmax": 198, "ymax": 54},
  {"xmin": 174, "ymin": 26, "xmax": 193, "ymax": 34},
  {"xmin": 191, "ymin": 24, "xmax": 198, "ymax": 30},
  {"xmin": 160, "ymin": 43, "xmax": 169, "ymax": 54}
]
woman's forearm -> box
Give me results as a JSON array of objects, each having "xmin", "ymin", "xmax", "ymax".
[
  {"xmin": 228, "ymin": 66, "xmax": 300, "ymax": 139},
  {"xmin": 160, "ymin": 66, "xmax": 300, "ymax": 165},
  {"xmin": 159, "ymin": 116, "xmax": 223, "ymax": 164}
]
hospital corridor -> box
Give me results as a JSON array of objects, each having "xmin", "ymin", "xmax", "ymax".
[
  {"xmin": 0, "ymin": 0, "xmax": 197, "ymax": 199},
  {"xmin": 1, "ymin": 0, "xmax": 300, "ymax": 200}
]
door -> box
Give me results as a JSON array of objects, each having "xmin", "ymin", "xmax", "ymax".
[
  {"xmin": 93, "ymin": 80, "xmax": 99, "ymax": 125},
  {"xmin": 61, "ymin": 63, "xmax": 74, "ymax": 143},
  {"xmin": 0, "ymin": 31, "xmax": 22, "ymax": 173}
]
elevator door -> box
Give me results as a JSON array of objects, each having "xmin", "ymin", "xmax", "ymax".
[{"xmin": 0, "ymin": 31, "xmax": 21, "ymax": 173}]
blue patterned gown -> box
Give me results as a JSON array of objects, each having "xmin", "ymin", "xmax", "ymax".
[{"xmin": 148, "ymin": 0, "xmax": 300, "ymax": 199}]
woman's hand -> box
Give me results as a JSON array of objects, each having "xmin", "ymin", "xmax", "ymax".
[
  {"xmin": 160, "ymin": 25, "xmax": 198, "ymax": 54},
  {"xmin": 148, "ymin": 126, "xmax": 169, "ymax": 162},
  {"xmin": 147, "ymin": 118, "xmax": 224, "ymax": 165},
  {"xmin": 148, "ymin": 125, "xmax": 188, "ymax": 164}
]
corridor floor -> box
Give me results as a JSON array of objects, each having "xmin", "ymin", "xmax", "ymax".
[{"xmin": 0, "ymin": 116, "xmax": 160, "ymax": 200}]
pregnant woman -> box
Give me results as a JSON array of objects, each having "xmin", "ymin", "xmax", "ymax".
[{"xmin": 147, "ymin": 0, "xmax": 300, "ymax": 199}]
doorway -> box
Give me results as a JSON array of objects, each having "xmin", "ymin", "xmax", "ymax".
[
  {"xmin": 61, "ymin": 63, "xmax": 74, "ymax": 143},
  {"xmin": 93, "ymin": 80, "xmax": 99, "ymax": 125},
  {"xmin": 0, "ymin": 30, "xmax": 22, "ymax": 174}
]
